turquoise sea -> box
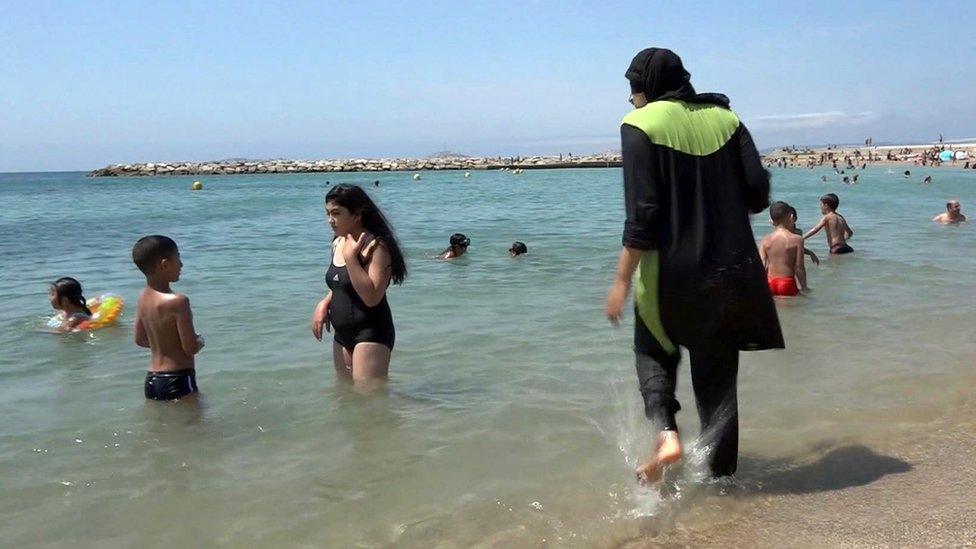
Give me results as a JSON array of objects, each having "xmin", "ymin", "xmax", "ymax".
[{"xmin": 1, "ymin": 167, "xmax": 974, "ymax": 546}]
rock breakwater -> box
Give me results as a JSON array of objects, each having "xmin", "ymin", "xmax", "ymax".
[{"xmin": 88, "ymin": 154, "xmax": 622, "ymax": 177}]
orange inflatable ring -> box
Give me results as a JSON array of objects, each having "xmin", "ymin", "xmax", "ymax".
[{"xmin": 77, "ymin": 294, "xmax": 124, "ymax": 330}]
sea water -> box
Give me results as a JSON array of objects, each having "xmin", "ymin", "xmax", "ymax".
[{"xmin": 1, "ymin": 167, "xmax": 974, "ymax": 546}]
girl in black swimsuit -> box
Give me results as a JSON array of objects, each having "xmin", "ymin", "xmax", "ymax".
[{"xmin": 311, "ymin": 185, "xmax": 407, "ymax": 384}]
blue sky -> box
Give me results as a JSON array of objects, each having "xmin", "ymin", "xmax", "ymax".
[{"xmin": 2, "ymin": 1, "xmax": 974, "ymax": 171}]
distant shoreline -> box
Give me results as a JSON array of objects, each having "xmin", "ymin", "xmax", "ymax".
[
  {"xmin": 763, "ymin": 143, "xmax": 975, "ymax": 169},
  {"xmin": 86, "ymin": 141, "xmax": 976, "ymax": 177},
  {"xmin": 87, "ymin": 154, "xmax": 623, "ymax": 177}
]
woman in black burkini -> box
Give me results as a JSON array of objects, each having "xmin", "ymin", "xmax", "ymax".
[
  {"xmin": 605, "ymin": 48, "xmax": 783, "ymax": 484},
  {"xmin": 311, "ymin": 185, "xmax": 407, "ymax": 388}
]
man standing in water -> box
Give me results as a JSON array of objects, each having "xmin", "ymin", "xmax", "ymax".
[{"xmin": 606, "ymin": 48, "xmax": 784, "ymax": 483}]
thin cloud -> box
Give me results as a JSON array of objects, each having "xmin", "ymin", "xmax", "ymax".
[
  {"xmin": 748, "ymin": 111, "xmax": 877, "ymax": 130},
  {"xmin": 516, "ymin": 135, "xmax": 619, "ymax": 148}
]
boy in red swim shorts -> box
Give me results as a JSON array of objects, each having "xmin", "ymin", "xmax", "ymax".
[{"xmin": 759, "ymin": 202, "xmax": 807, "ymax": 296}]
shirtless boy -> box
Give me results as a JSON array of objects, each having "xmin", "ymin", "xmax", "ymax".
[
  {"xmin": 760, "ymin": 202, "xmax": 807, "ymax": 296},
  {"xmin": 787, "ymin": 206, "xmax": 820, "ymax": 266},
  {"xmin": 933, "ymin": 200, "xmax": 967, "ymax": 224},
  {"xmin": 132, "ymin": 235, "xmax": 204, "ymax": 401},
  {"xmin": 804, "ymin": 193, "xmax": 855, "ymax": 254}
]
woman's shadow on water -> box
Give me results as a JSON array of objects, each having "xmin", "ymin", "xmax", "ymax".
[{"xmin": 738, "ymin": 444, "xmax": 912, "ymax": 494}]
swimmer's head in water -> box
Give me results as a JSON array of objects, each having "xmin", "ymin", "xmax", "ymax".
[
  {"xmin": 820, "ymin": 193, "xmax": 839, "ymax": 213},
  {"xmin": 947, "ymin": 200, "xmax": 961, "ymax": 214},
  {"xmin": 769, "ymin": 201, "xmax": 792, "ymax": 226},
  {"xmin": 325, "ymin": 184, "xmax": 407, "ymax": 285},
  {"xmin": 49, "ymin": 277, "xmax": 92, "ymax": 315},
  {"xmin": 509, "ymin": 241, "xmax": 528, "ymax": 257},
  {"xmin": 450, "ymin": 233, "xmax": 470, "ymax": 249},
  {"xmin": 132, "ymin": 235, "xmax": 181, "ymax": 281}
]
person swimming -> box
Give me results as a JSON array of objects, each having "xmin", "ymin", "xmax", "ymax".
[
  {"xmin": 48, "ymin": 277, "xmax": 92, "ymax": 331},
  {"xmin": 509, "ymin": 241, "xmax": 528, "ymax": 257},
  {"xmin": 438, "ymin": 233, "xmax": 470, "ymax": 260}
]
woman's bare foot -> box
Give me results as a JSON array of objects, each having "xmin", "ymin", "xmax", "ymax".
[{"xmin": 636, "ymin": 430, "xmax": 682, "ymax": 485}]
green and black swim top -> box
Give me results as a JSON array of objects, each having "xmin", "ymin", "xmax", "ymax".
[{"xmin": 621, "ymin": 48, "xmax": 784, "ymax": 354}]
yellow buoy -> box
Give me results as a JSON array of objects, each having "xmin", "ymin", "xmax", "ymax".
[
  {"xmin": 412, "ymin": 173, "xmax": 421, "ymax": 181},
  {"xmin": 192, "ymin": 181, "xmax": 203, "ymax": 190}
]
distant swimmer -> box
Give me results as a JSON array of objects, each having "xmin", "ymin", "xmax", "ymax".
[
  {"xmin": 903, "ymin": 170, "xmax": 911, "ymax": 178},
  {"xmin": 820, "ymin": 175, "xmax": 828, "ymax": 183},
  {"xmin": 852, "ymin": 174, "xmax": 859, "ymax": 184},
  {"xmin": 933, "ymin": 200, "xmax": 967, "ymax": 224},
  {"xmin": 438, "ymin": 233, "xmax": 470, "ymax": 260},
  {"xmin": 374, "ymin": 180, "xmax": 380, "ymax": 187},
  {"xmin": 804, "ymin": 193, "xmax": 855, "ymax": 254},
  {"xmin": 508, "ymin": 241, "xmax": 528, "ymax": 257},
  {"xmin": 759, "ymin": 202, "xmax": 807, "ymax": 296},
  {"xmin": 48, "ymin": 277, "xmax": 93, "ymax": 332},
  {"xmin": 842, "ymin": 176, "xmax": 850, "ymax": 184},
  {"xmin": 923, "ymin": 175, "xmax": 933, "ymax": 185}
]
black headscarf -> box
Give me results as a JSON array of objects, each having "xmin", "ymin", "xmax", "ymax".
[{"xmin": 625, "ymin": 48, "xmax": 730, "ymax": 109}]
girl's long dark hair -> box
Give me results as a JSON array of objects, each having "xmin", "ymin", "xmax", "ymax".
[
  {"xmin": 52, "ymin": 277, "xmax": 92, "ymax": 316},
  {"xmin": 326, "ymin": 184, "xmax": 407, "ymax": 285}
]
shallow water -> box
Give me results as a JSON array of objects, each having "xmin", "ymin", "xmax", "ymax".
[{"xmin": 1, "ymin": 167, "xmax": 974, "ymax": 547}]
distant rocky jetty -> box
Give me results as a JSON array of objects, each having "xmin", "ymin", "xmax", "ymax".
[{"xmin": 88, "ymin": 153, "xmax": 622, "ymax": 177}]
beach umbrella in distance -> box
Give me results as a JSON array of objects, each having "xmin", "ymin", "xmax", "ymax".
[{"xmin": 938, "ymin": 150, "xmax": 954, "ymax": 162}]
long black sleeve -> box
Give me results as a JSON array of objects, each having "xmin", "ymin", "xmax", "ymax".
[
  {"xmin": 737, "ymin": 124, "xmax": 771, "ymax": 214},
  {"xmin": 621, "ymin": 123, "xmax": 659, "ymax": 250}
]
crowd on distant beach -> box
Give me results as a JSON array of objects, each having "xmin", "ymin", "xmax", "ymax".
[{"xmin": 765, "ymin": 143, "xmax": 975, "ymax": 170}]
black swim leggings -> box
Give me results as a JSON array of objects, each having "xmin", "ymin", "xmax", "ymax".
[{"xmin": 634, "ymin": 313, "xmax": 740, "ymax": 477}]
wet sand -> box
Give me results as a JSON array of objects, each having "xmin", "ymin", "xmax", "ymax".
[{"xmin": 621, "ymin": 388, "xmax": 976, "ymax": 548}]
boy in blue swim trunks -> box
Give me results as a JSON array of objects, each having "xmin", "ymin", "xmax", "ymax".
[{"xmin": 132, "ymin": 235, "xmax": 205, "ymax": 402}]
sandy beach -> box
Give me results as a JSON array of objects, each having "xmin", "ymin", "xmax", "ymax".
[
  {"xmin": 764, "ymin": 142, "xmax": 976, "ymax": 170},
  {"xmin": 619, "ymin": 372, "xmax": 976, "ymax": 548}
]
